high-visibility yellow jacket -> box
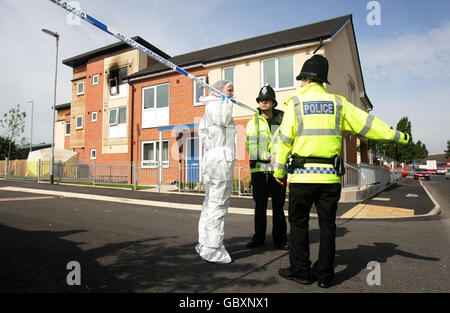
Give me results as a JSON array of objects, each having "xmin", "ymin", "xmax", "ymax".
[
  {"xmin": 246, "ymin": 109, "xmax": 284, "ymax": 173},
  {"xmin": 273, "ymin": 82, "xmax": 410, "ymax": 183}
]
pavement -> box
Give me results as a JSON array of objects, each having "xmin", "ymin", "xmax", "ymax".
[{"xmin": 0, "ymin": 177, "xmax": 438, "ymax": 219}]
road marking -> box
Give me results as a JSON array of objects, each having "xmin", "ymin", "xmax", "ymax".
[
  {"xmin": 372, "ymin": 197, "xmax": 391, "ymax": 201},
  {"xmin": 0, "ymin": 196, "xmax": 55, "ymax": 202},
  {"xmin": 341, "ymin": 204, "xmax": 414, "ymax": 218},
  {"xmin": 405, "ymin": 194, "xmax": 419, "ymax": 198},
  {"xmin": 0, "ymin": 187, "xmax": 257, "ymax": 215}
]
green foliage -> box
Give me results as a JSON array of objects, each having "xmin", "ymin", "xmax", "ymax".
[
  {"xmin": 0, "ymin": 105, "xmax": 27, "ymax": 160},
  {"xmin": 445, "ymin": 140, "xmax": 450, "ymax": 158},
  {"xmin": 368, "ymin": 116, "xmax": 428, "ymax": 162}
]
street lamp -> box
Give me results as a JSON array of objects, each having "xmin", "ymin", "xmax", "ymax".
[
  {"xmin": 27, "ymin": 100, "xmax": 33, "ymax": 154},
  {"xmin": 42, "ymin": 28, "xmax": 59, "ymax": 185}
]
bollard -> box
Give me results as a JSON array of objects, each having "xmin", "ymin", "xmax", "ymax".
[
  {"xmin": 92, "ymin": 161, "xmax": 96, "ymax": 186},
  {"xmin": 238, "ymin": 166, "xmax": 242, "ymax": 197},
  {"xmin": 178, "ymin": 162, "xmax": 182, "ymax": 192},
  {"xmin": 5, "ymin": 158, "xmax": 8, "ymax": 180}
]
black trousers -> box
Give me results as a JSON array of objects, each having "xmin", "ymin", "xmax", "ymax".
[
  {"xmin": 251, "ymin": 172, "xmax": 287, "ymax": 245},
  {"xmin": 288, "ymin": 183, "xmax": 341, "ymax": 283}
]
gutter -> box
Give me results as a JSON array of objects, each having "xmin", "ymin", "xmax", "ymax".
[
  {"xmin": 125, "ymin": 63, "xmax": 205, "ymax": 83},
  {"xmin": 204, "ymin": 40, "xmax": 331, "ymax": 68},
  {"xmin": 125, "ymin": 40, "xmax": 332, "ymax": 83}
]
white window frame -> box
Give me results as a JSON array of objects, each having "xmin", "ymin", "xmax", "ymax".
[
  {"xmin": 141, "ymin": 140, "xmax": 170, "ymax": 169},
  {"xmin": 77, "ymin": 82, "xmax": 85, "ymax": 95},
  {"xmin": 65, "ymin": 122, "xmax": 70, "ymax": 136},
  {"xmin": 108, "ymin": 107, "xmax": 127, "ymax": 138},
  {"xmin": 90, "ymin": 149, "xmax": 97, "ymax": 160},
  {"xmin": 92, "ymin": 74, "xmax": 99, "ymax": 85},
  {"xmin": 193, "ymin": 76, "xmax": 206, "ymax": 106},
  {"xmin": 91, "ymin": 111, "xmax": 97, "ymax": 122},
  {"xmin": 348, "ymin": 75, "xmax": 357, "ymax": 107},
  {"xmin": 142, "ymin": 83, "xmax": 170, "ymax": 129},
  {"xmin": 76, "ymin": 116, "xmax": 83, "ymax": 130},
  {"xmin": 222, "ymin": 66, "xmax": 235, "ymax": 85},
  {"xmin": 260, "ymin": 55, "xmax": 295, "ymax": 91}
]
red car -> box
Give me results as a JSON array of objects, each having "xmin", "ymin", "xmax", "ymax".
[
  {"xmin": 414, "ymin": 169, "xmax": 430, "ymax": 180},
  {"xmin": 401, "ymin": 168, "xmax": 408, "ymax": 177},
  {"xmin": 427, "ymin": 169, "xmax": 437, "ymax": 175}
]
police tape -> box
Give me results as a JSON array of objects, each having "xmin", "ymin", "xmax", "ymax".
[{"xmin": 48, "ymin": 0, "xmax": 257, "ymax": 113}]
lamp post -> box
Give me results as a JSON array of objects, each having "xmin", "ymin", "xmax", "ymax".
[
  {"xmin": 42, "ymin": 28, "xmax": 59, "ymax": 185},
  {"xmin": 27, "ymin": 100, "xmax": 33, "ymax": 154}
]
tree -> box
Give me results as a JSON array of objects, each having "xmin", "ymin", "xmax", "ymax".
[
  {"xmin": 368, "ymin": 116, "xmax": 428, "ymax": 162},
  {"xmin": 395, "ymin": 116, "xmax": 412, "ymax": 161},
  {"xmin": 0, "ymin": 104, "xmax": 26, "ymax": 161},
  {"xmin": 445, "ymin": 140, "xmax": 450, "ymax": 158}
]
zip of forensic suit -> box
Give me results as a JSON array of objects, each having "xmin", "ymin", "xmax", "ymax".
[
  {"xmin": 246, "ymin": 108, "xmax": 284, "ymax": 173},
  {"xmin": 273, "ymin": 82, "xmax": 410, "ymax": 184}
]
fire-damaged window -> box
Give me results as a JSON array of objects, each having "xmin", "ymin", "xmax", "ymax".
[{"xmin": 109, "ymin": 67, "xmax": 128, "ymax": 96}]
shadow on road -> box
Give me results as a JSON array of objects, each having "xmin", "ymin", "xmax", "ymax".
[
  {"xmin": 0, "ymin": 223, "xmax": 298, "ymax": 292},
  {"xmin": 1, "ymin": 222, "xmax": 440, "ymax": 292},
  {"xmin": 332, "ymin": 242, "xmax": 440, "ymax": 287}
]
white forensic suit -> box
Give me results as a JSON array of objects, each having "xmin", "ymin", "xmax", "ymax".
[{"xmin": 195, "ymin": 95, "xmax": 236, "ymax": 264}]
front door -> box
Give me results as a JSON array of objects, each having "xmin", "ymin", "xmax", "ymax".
[{"xmin": 186, "ymin": 138, "xmax": 200, "ymax": 183}]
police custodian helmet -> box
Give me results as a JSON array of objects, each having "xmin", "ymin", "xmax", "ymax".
[
  {"xmin": 296, "ymin": 54, "xmax": 331, "ymax": 85},
  {"xmin": 256, "ymin": 85, "xmax": 278, "ymax": 107}
]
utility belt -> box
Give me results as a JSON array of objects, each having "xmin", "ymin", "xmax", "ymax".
[
  {"xmin": 286, "ymin": 155, "xmax": 346, "ymax": 176},
  {"xmin": 249, "ymin": 158, "xmax": 272, "ymax": 168}
]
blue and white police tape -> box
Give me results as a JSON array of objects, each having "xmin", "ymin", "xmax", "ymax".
[{"xmin": 48, "ymin": 0, "xmax": 256, "ymax": 113}]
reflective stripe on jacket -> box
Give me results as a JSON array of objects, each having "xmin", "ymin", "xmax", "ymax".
[
  {"xmin": 246, "ymin": 109, "xmax": 283, "ymax": 173},
  {"xmin": 273, "ymin": 82, "xmax": 409, "ymax": 183}
]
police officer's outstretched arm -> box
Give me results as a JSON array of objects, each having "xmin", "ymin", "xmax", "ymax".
[
  {"xmin": 340, "ymin": 95, "xmax": 410, "ymax": 145},
  {"xmin": 273, "ymin": 98, "xmax": 297, "ymax": 186}
]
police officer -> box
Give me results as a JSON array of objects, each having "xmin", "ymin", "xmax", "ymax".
[
  {"xmin": 274, "ymin": 55, "xmax": 410, "ymax": 287},
  {"xmin": 245, "ymin": 85, "xmax": 288, "ymax": 250}
]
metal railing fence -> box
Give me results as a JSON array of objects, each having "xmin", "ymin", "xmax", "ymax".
[{"xmin": 1, "ymin": 159, "xmax": 399, "ymax": 195}]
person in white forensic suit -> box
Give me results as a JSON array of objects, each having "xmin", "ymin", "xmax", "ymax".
[{"xmin": 195, "ymin": 80, "xmax": 236, "ymax": 264}]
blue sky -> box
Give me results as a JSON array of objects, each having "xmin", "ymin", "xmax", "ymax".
[{"xmin": 1, "ymin": 0, "xmax": 449, "ymax": 155}]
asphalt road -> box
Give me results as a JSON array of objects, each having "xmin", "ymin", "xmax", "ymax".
[{"xmin": 0, "ymin": 178, "xmax": 448, "ymax": 295}]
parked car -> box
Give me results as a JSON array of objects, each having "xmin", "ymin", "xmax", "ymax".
[
  {"xmin": 437, "ymin": 168, "xmax": 447, "ymax": 175},
  {"xmin": 428, "ymin": 169, "xmax": 437, "ymax": 175},
  {"xmin": 446, "ymin": 169, "xmax": 450, "ymax": 180},
  {"xmin": 401, "ymin": 168, "xmax": 408, "ymax": 177},
  {"xmin": 414, "ymin": 169, "xmax": 430, "ymax": 180}
]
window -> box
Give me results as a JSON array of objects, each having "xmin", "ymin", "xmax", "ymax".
[
  {"xmin": 91, "ymin": 111, "xmax": 97, "ymax": 122},
  {"xmin": 77, "ymin": 82, "xmax": 85, "ymax": 95},
  {"xmin": 76, "ymin": 116, "xmax": 83, "ymax": 129},
  {"xmin": 222, "ymin": 66, "xmax": 234, "ymax": 85},
  {"xmin": 143, "ymin": 84, "xmax": 169, "ymax": 109},
  {"xmin": 108, "ymin": 107, "xmax": 127, "ymax": 138},
  {"xmin": 109, "ymin": 67, "xmax": 128, "ymax": 96},
  {"xmin": 65, "ymin": 123, "xmax": 70, "ymax": 136},
  {"xmin": 142, "ymin": 83, "xmax": 170, "ymax": 128},
  {"xmin": 193, "ymin": 76, "xmax": 206, "ymax": 105},
  {"xmin": 92, "ymin": 74, "xmax": 99, "ymax": 85},
  {"xmin": 90, "ymin": 149, "xmax": 96, "ymax": 160},
  {"xmin": 142, "ymin": 141, "xmax": 169, "ymax": 168},
  {"xmin": 261, "ymin": 55, "xmax": 294, "ymax": 90},
  {"xmin": 348, "ymin": 77, "xmax": 356, "ymax": 105}
]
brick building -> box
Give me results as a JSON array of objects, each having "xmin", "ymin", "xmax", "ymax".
[{"xmin": 58, "ymin": 15, "xmax": 374, "ymax": 185}]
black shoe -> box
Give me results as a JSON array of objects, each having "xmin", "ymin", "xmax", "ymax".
[
  {"xmin": 274, "ymin": 242, "xmax": 290, "ymax": 250},
  {"xmin": 317, "ymin": 281, "xmax": 331, "ymax": 288},
  {"xmin": 278, "ymin": 268, "xmax": 314, "ymax": 285},
  {"xmin": 246, "ymin": 241, "xmax": 265, "ymax": 249}
]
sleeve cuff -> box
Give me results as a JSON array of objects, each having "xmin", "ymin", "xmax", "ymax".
[{"xmin": 274, "ymin": 169, "xmax": 286, "ymax": 179}]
